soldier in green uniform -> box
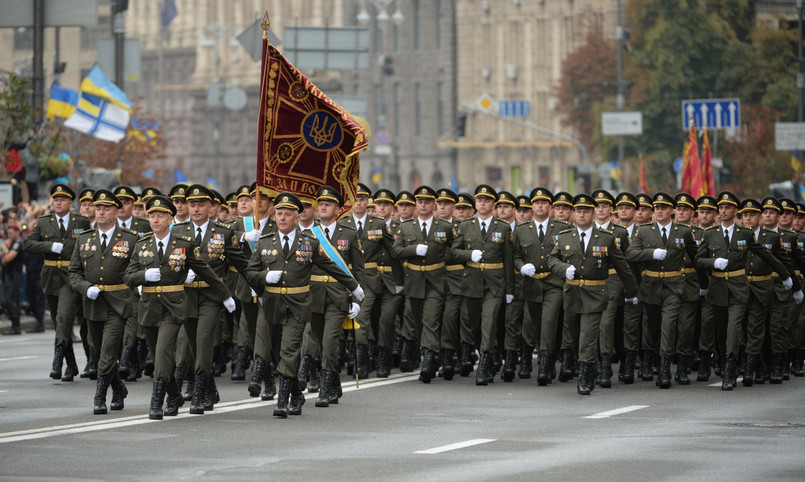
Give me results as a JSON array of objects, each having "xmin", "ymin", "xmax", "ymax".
[
  {"xmin": 791, "ymin": 203, "xmax": 805, "ymax": 377},
  {"xmin": 433, "ymin": 188, "xmax": 463, "ymax": 380},
  {"xmin": 76, "ymin": 188, "xmax": 98, "ymax": 378},
  {"xmin": 625, "ymin": 192, "xmax": 701, "ymax": 388},
  {"xmin": 78, "ymin": 188, "xmax": 96, "ymax": 227},
  {"xmin": 548, "ymin": 193, "xmax": 637, "ymax": 395},
  {"xmin": 694, "ymin": 191, "xmax": 793, "ymax": 390},
  {"xmin": 169, "ymin": 184, "xmax": 190, "ymax": 224},
  {"xmin": 613, "ymin": 192, "xmax": 643, "ymax": 383},
  {"xmin": 171, "ymin": 184, "xmax": 246, "ymax": 414},
  {"xmin": 494, "ymin": 190, "xmax": 519, "ymax": 381},
  {"xmin": 513, "ymin": 188, "xmax": 569, "ymax": 385},
  {"xmin": 773, "ymin": 198, "xmax": 805, "ymax": 381},
  {"xmin": 694, "ymin": 194, "xmax": 718, "ymax": 381},
  {"xmin": 245, "ymin": 193, "xmax": 363, "ymax": 418},
  {"xmin": 68, "ymin": 189, "xmax": 139, "ymax": 414},
  {"xmin": 124, "ymin": 195, "xmax": 235, "ymax": 420},
  {"xmin": 23, "ymin": 184, "xmax": 92, "ymax": 381},
  {"xmin": 450, "ymin": 184, "xmax": 514, "ymax": 385}
]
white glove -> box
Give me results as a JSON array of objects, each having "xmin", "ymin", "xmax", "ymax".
[
  {"xmin": 506, "ymin": 294, "xmax": 514, "ymax": 304},
  {"xmin": 395, "ymin": 285, "xmax": 404, "ymax": 294},
  {"xmin": 145, "ymin": 268, "xmax": 161, "ymax": 282},
  {"xmin": 265, "ymin": 270, "xmax": 282, "ymax": 284},
  {"xmin": 348, "ymin": 302, "xmax": 361, "ymax": 319},
  {"xmin": 783, "ymin": 277, "xmax": 794, "ymax": 290},
  {"xmin": 700, "ymin": 289, "xmax": 708, "ymax": 297},
  {"xmin": 352, "ymin": 285, "xmax": 365, "ymax": 302},
  {"xmin": 51, "ymin": 242, "xmax": 64, "ymax": 254},
  {"xmin": 415, "ymin": 244, "xmax": 428, "ymax": 256},
  {"xmin": 652, "ymin": 249, "xmax": 667, "ymax": 261},
  {"xmin": 795, "ymin": 290, "xmax": 804, "ymax": 305},
  {"xmin": 86, "ymin": 286, "xmax": 100, "ymax": 300},
  {"xmin": 470, "ymin": 250, "xmax": 483, "ymax": 263},
  {"xmin": 223, "ymin": 296, "xmax": 236, "ymax": 313},
  {"xmin": 565, "ymin": 265, "xmax": 576, "ymax": 280},
  {"xmin": 250, "ymin": 288, "xmax": 257, "ymax": 298},
  {"xmin": 625, "ymin": 297, "xmax": 639, "ymax": 305},
  {"xmin": 137, "ymin": 285, "xmax": 142, "ymax": 296},
  {"xmin": 520, "ymin": 263, "xmax": 536, "ymax": 277},
  {"xmin": 184, "ymin": 269, "xmax": 196, "ymax": 284},
  {"xmin": 243, "ymin": 230, "xmax": 261, "ymax": 243},
  {"xmin": 713, "ymin": 258, "xmax": 728, "ymax": 271}
]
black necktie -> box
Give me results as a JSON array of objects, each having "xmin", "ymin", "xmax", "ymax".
[
  {"xmin": 325, "ymin": 227, "xmax": 331, "ymax": 241},
  {"xmin": 538, "ymin": 224, "xmax": 545, "ymax": 242},
  {"xmin": 59, "ymin": 218, "xmax": 66, "ymax": 237},
  {"xmin": 724, "ymin": 230, "xmax": 730, "ymax": 247},
  {"xmin": 580, "ymin": 232, "xmax": 586, "ymax": 252},
  {"xmin": 101, "ymin": 233, "xmax": 107, "ymax": 252},
  {"xmin": 661, "ymin": 227, "xmax": 668, "ymax": 245},
  {"xmin": 422, "ymin": 222, "xmax": 428, "ymax": 239},
  {"xmin": 196, "ymin": 227, "xmax": 203, "ymax": 246},
  {"xmin": 357, "ymin": 220, "xmax": 363, "ymax": 237},
  {"xmin": 481, "ymin": 221, "xmax": 486, "ymax": 236},
  {"xmin": 283, "ymin": 235, "xmax": 290, "ymax": 256},
  {"xmin": 158, "ymin": 241, "xmax": 164, "ymax": 260},
  {"xmin": 122, "ymin": 220, "xmax": 127, "ymax": 230}
]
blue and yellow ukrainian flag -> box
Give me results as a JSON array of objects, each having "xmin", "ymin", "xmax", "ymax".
[
  {"xmin": 45, "ymin": 84, "xmax": 79, "ymax": 120},
  {"xmin": 80, "ymin": 65, "xmax": 132, "ymax": 111}
]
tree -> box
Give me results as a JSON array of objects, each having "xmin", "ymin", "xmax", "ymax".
[{"xmin": 0, "ymin": 72, "xmax": 35, "ymax": 147}]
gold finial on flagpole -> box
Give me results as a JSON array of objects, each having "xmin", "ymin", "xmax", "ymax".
[{"xmin": 261, "ymin": 10, "xmax": 270, "ymax": 40}]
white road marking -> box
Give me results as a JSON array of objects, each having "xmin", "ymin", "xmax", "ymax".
[
  {"xmin": 708, "ymin": 377, "xmax": 743, "ymax": 387},
  {"xmin": 0, "ymin": 356, "xmax": 37, "ymax": 362},
  {"xmin": 583, "ymin": 405, "xmax": 649, "ymax": 419},
  {"xmin": 0, "ymin": 373, "xmax": 418, "ymax": 444},
  {"xmin": 414, "ymin": 439, "xmax": 496, "ymax": 454}
]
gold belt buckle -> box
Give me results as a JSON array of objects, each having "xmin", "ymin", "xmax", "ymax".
[
  {"xmin": 57, "ymin": 260, "xmax": 63, "ymax": 268},
  {"xmin": 480, "ymin": 262, "xmax": 486, "ymax": 270},
  {"xmin": 578, "ymin": 279, "xmax": 585, "ymax": 287},
  {"xmin": 724, "ymin": 272, "xmax": 730, "ymax": 280},
  {"xmin": 155, "ymin": 286, "xmax": 163, "ymax": 293},
  {"xmin": 97, "ymin": 284, "xmax": 105, "ymax": 292},
  {"xmin": 280, "ymin": 287, "xmax": 287, "ymax": 294},
  {"xmin": 658, "ymin": 271, "xmax": 664, "ymax": 279},
  {"xmin": 420, "ymin": 265, "xmax": 426, "ymax": 272},
  {"xmin": 322, "ymin": 275, "xmax": 329, "ymax": 282}
]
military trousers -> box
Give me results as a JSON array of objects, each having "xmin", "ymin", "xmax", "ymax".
[
  {"xmin": 142, "ymin": 306, "xmax": 182, "ymax": 383},
  {"xmin": 793, "ymin": 303, "xmax": 805, "ymax": 350},
  {"xmin": 622, "ymin": 302, "xmax": 644, "ymax": 352},
  {"xmin": 745, "ymin": 291, "xmax": 771, "ymax": 355},
  {"xmin": 710, "ymin": 302, "xmax": 746, "ymax": 360},
  {"xmin": 405, "ymin": 287, "xmax": 444, "ymax": 353},
  {"xmin": 644, "ymin": 287, "xmax": 685, "ymax": 356},
  {"xmin": 525, "ymin": 284, "xmax": 563, "ymax": 354},
  {"xmin": 86, "ymin": 306, "xmax": 126, "ymax": 377},
  {"xmin": 599, "ymin": 277, "xmax": 624, "ymax": 354},
  {"xmin": 272, "ymin": 309, "xmax": 307, "ymax": 379},
  {"xmin": 357, "ymin": 284, "xmax": 400, "ymax": 349},
  {"xmin": 699, "ymin": 299, "xmax": 717, "ymax": 352},
  {"xmin": 2, "ymin": 271, "xmax": 21, "ymax": 326},
  {"xmin": 46, "ymin": 283, "xmax": 83, "ymax": 348},
  {"xmin": 560, "ymin": 308, "xmax": 579, "ymax": 356},
  {"xmin": 504, "ymin": 297, "xmax": 526, "ymax": 352},
  {"xmin": 440, "ymin": 291, "xmax": 463, "ymax": 351},
  {"xmin": 181, "ymin": 294, "xmax": 224, "ymax": 377},
  {"xmin": 301, "ymin": 322, "xmax": 319, "ymax": 359},
  {"xmin": 564, "ymin": 311, "xmax": 602, "ymax": 364},
  {"xmin": 768, "ymin": 298, "xmax": 792, "ymax": 354},
  {"xmin": 465, "ymin": 291, "xmax": 503, "ymax": 354},
  {"xmin": 237, "ymin": 299, "xmax": 259, "ymax": 351},
  {"xmin": 121, "ymin": 298, "xmax": 141, "ymax": 348},
  {"xmin": 459, "ymin": 295, "xmax": 481, "ymax": 349},
  {"xmin": 253, "ymin": 307, "xmax": 276, "ymax": 365},
  {"xmin": 676, "ymin": 299, "xmax": 699, "ymax": 357},
  {"xmin": 309, "ymin": 303, "xmax": 346, "ymax": 372}
]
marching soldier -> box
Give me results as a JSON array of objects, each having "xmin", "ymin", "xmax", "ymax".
[
  {"xmin": 793, "ymin": 203, "xmax": 805, "ymax": 376},
  {"xmin": 513, "ymin": 188, "xmax": 569, "ymax": 385},
  {"xmin": 124, "ymin": 195, "xmax": 235, "ymax": 420},
  {"xmin": 695, "ymin": 194, "xmax": 719, "ymax": 381},
  {"xmin": 495, "ymin": 191, "xmax": 518, "ymax": 380},
  {"xmin": 244, "ymin": 193, "xmax": 363, "ymax": 418},
  {"xmin": 392, "ymin": 190, "xmax": 416, "ymax": 366},
  {"xmin": 454, "ymin": 193, "xmax": 476, "ymax": 221},
  {"xmin": 552, "ymin": 192, "xmax": 574, "ymax": 224},
  {"xmin": 78, "ymin": 188, "xmax": 96, "ymax": 227},
  {"xmin": 613, "ymin": 192, "xmax": 642, "ymax": 383},
  {"xmin": 170, "ymin": 184, "xmax": 190, "ymax": 224},
  {"xmin": 694, "ymin": 191, "xmax": 793, "ymax": 390},
  {"xmin": 23, "ymin": 183, "xmax": 92, "ymax": 382},
  {"xmin": 435, "ymin": 188, "xmax": 464, "ymax": 380},
  {"xmin": 68, "ymin": 189, "xmax": 139, "ymax": 414},
  {"xmin": 547, "ymin": 193, "xmax": 637, "ymax": 395}
]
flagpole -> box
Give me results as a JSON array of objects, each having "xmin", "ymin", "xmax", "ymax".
[{"xmin": 255, "ymin": 10, "xmax": 270, "ymax": 233}]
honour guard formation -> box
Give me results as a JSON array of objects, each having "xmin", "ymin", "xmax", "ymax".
[{"xmin": 16, "ymin": 179, "xmax": 805, "ymax": 420}]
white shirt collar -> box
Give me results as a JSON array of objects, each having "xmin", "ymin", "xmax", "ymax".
[
  {"xmin": 155, "ymin": 232, "xmax": 171, "ymax": 249},
  {"xmin": 279, "ymin": 229, "xmax": 296, "ymax": 247},
  {"xmin": 721, "ymin": 223, "xmax": 734, "ymax": 236},
  {"xmin": 192, "ymin": 219, "xmax": 209, "ymax": 240},
  {"xmin": 98, "ymin": 224, "xmax": 116, "ymax": 241},
  {"xmin": 418, "ymin": 216, "xmax": 434, "ymax": 232},
  {"xmin": 657, "ymin": 220, "xmax": 672, "ymax": 231},
  {"xmin": 320, "ymin": 220, "xmax": 338, "ymax": 234},
  {"xmin": 534, "ymin": 218, "xmax": 549, "ymax": 232},
  {"xmin": 56, "ymin": 213, "xmax": 70, "ymax": 226},
  {"xmin": 755, "ymin": 227, "xmax": 761, "ymax": 239},
  {"xmin": 477, "ymin": 214, "xmax": 494, "ymax": 225},
  {"xmin": 595, "ymin": 220, "xmax": 610, "ymax": 230},
  {"xmin": 353, "ymin": 214, "xmax": 367, "ymax": 227},
  {"xmin": 259, "ymin": 216, "xmax": 270, "ymax": 230},
  {"xmin": 298, "ymin": 221, "xmax": 314, "ymax": 230},
  {"xmin": 118, "ymin": 216, "xmax": 132, "ymax": 229},
  {"xmin": 578, "ymin": 226, "xmax": 593, "ymax": 244}
]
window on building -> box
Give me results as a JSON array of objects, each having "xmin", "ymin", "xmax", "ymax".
[
  {"xmin": 413, "ymin": 0, "xmax": 420, "ymax": 50},
  {"xmin": 393, "ymin": 24, "xmax": 400, "ymax": 52},
  {"xmin": 436, "ymin": 0, "xmax": 445, "ymax": 49},
  {"xmin": 373, "ymin": 17, "xmax": 384, "ymax": 53},
  {"xmin": 13, "ymin": 28, "xmax": 33, "ymax": 51}
]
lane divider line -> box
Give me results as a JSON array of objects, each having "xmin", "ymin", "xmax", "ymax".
[
  {"xmin": 583, "ymin": 405, "xmax": 649, "ymax": 419},
  {"xmin": 415, "ymin": 439, "xmax": 497, "ymax": 454}
]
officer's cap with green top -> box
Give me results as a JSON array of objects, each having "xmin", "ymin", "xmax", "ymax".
[
  {"xmin": 652, "ymin": 192, "xmax": 676, "ymax": 208},
  {"xmin": 615, "ymin": 192, "xmax": 637, "ymax": 208},
  {"xmin": 146, "ymin": 195, "xmax": 177, "ymax": 216},
  {"xmin": 474, "ymin": 184, "xmax": 497, "ymax": 201},
  {"xmin": 553, "ymin": 191, "xmax": 573, "ymax": 207},
  {"xmin": 456, "ymin": 192, "xmax": 475, "ymax": 208},
  {"xmin": 78, "ymin": 187, "xmax": 94, "ymax": 203},
  {"xmin": 50, "ymin": 183, "xmax": 75, "ymax": 200},
  {"xmin": 274, "ymin": 192, "xmax": 304, "ymax": 212},
  {"xmin": 530, "ymin": 187, "xmax": 553, "ymax": 204},
  {"xmin": 573, "ymin": 193, "xmax": 597, "ymax": 209},
  {"xmin": 185, "ymin": 184, "xmax": 213, "ymax": 202},
  {"xmin": 317, "ymin": 185, "xmax": 344, "ymax": 207},
  {"xmin": 93, "ymin": 189, "xmax": 122, "ymax": 209},
  {"xmin": 675, "ymin": 192, "xmax": 696, "ymax": 210}
]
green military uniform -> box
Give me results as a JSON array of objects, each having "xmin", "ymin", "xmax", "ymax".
[
  {"xmin": 513, "ymin": 188, "xmax": 569, "ymax": 385},
  {"xmin": 694, "ymin": 194, "xmax": 718, "ymax": 382},
  {"xmin": 773, "ymin": 198, "xmax": 805, "ymax": 381},
  {"xmin": 791, "ymin": 202, "xmax": 805, "ymax": 376},
  {"xmin": 547, "ymin": 194, "xmax": 637, "ymax": 395},
  {"xmin": 22, "ymin": 184, "xmax": 92, "ymax": 381},
  {"xmin": 436, "ymin": 188, "xmax": 464, "ymax": 380},
  {"xmin": 68, "ymin": 189, "xmax": 139, "ymax": 414}
]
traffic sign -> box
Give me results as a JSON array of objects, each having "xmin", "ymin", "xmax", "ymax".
[
  {"xmin": 499, "ymin": 100, "xmax": 531, "ymax": 118},
  {"xmin": 775, "ymin": 122, "xmax": 805, "ymax": 151},
  {"xmin": 602, "ymin": 112, "xmax": 643, "ymax": 136},
  {"xmin": 475, "ymin": 93, "xmax": 496, "ymax": 113},
  {"xmin": 682, "ymin": 98, "xmax": 740, "ymax": 130},
  {"xmin": 375, "ymin": 131, "xmax": 391, "ymax": 146}
]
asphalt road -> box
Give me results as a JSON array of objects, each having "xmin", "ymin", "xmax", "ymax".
[{"xmin": 1, "ymin": 332, "xmax": 805, "ymax": 481}]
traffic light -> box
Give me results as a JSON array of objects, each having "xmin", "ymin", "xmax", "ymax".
[{"xmin": 457, "ymin": 112, "xmax": 467, "ymax": 137}]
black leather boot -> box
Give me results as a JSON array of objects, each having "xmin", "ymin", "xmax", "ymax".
[
  {"xmin": 598, "ymin": 354, "xmax": 613, "ymax": 388},
  {"xmin": 475, "ymin": 353, "xmax": 488, "ymax": 386},
  {"xmin": 328, "ymin": 374, "xmax": 342, "ymax": 405},
  {"xmin": 110, "ymin": 375, "xmax": 127, "ymax": 411},
  {"xmin": 676, "ymin": 354, "xmax": 691, "ymax": 385},
  {"xmin": 289, "ymin": 379, "xmax": 305, "ymax": 415},
  {"xmin": 368, "ymin": 340, "xmax": 377, "ymax": 373},
  {"xmin": 249, "ymin": 358, "xmax": 266, "ymax": 397},
  {"xmin": 502, "ymin": 350, "xmax": 517, "ymax": 382},
  {"xmin": 793, "ymin": 349, "xmax": 805, "ymax": 377},
  {"xmin": 346, "ymin": 339, "xmax": 356, "ymax": 376},
  {"xmin": 743, "ymin": 354, "xmax": 756, "ymax": 387},
  {"xmin": 273, "ymin": 377, "xmax": 293, "ymax": 418},
  {"xmin": 211, "ymin": 345, "xmax": 224, "ymax": 377},
  {"xmin": 770, "ymin": 352, "xmax": 784, "ymax": 384},
  {"xmin": 183, "ymin": 371, "xmax": 195, "ymax": 401},
  {"xmin": 84, "ymin": 347, "xmax": 98, "ymax": 380},
  {"xmin": 297, "ymin": 355, "xmax": 312, "ymax": 391},
  {"xmin": 357, "ymin": 344, "xmax": 370, "ymax": 380},
  {"xmin": 577, "ymin": 362, "xmax": 591, "ymax": 395},
  {"xmin": 231, "ymin": 346, "xmax": 247, "ymax": 381},
  {"xmin": 419, "ymin": 349, "xmax": 436, "ymax": 383},
  {"xmin": 713, "ymin": 350, "xmax": 722, "ymax": 377},
  {"xmin": 149, "ymin": 381, "xmax": 166, "ymax": 420},
  {"xmin": 536, "ymin": 352, "xmax": 550, "ymax": 386},
  {"xmin": 316, "ymin": 370, "xmax": 333, "ymax": 407},
  {"xmin": 164, "ymin": 378, "xmax": 183, "ymax": 417},
  {"xmin": 190, "ymin": 373, "xmax": 207, "ymax": 414},
  {"xmin": 459, "ymin": 342, "xmax": 474, "ymax": 377},
  {"xmin": 658, "ymin": 355, "xmax": 672, "ymax": 389},
  {"xmin": 262, "ymin": 362, "xmax": 276, "ymax": 401},
  {"xmin": 641, "ymin": 350, "xmax": 654, "ymax": 382},
  {"xmin": 559, "ymin": 349, "xmax": 576, "ymax": 382},
  {"xmin": 308, "ymin": 358, "xmax": 320, "ymax": 392},
  {"xmin": 174, "ymin": 365, "xmax": 188, "ymax": 399},
  {"xmin": 519, "ymin": 344, "xmax": 533, "ymax": 379},
  {"xmin": 203, "ymin": 375, "xmax": 219, "ymax": 411},
  {"xmin": 376, "ymin": 347, "xmax": 391, "ymax": 378},
  {"xmin": 93, "ymin": 375, "xmax": 111, "ymax": 414},
  {"xmin": 721, "ymin": 357, "xmax": 736, "ymax": 391},
  {"xmin": 441, "ymin": 348, "xmax": 455, "ymax": 381},
  {"xmin": 127, "ymin": 343, "xmax": 141, "ymax": 381},
  {"xmin": 62, "ymin": 344, "xmax": 79, "ymax": 382},
  {"xmin": 754, "ymin": 357, "xmax": 766, "ymax": 384},
  {"xmin": 622, "ymin": 350, "xmax": 635, "ymax": 384},
  {"xmin": 391, "ymin": 336, "xmax": 403, "ymax": 368},
  {"xmin": 697, "ymin": 350, "xmax": 711, "ymax": 382},
  {"xmin": 143, "ymin": 346, "xmax": 154, "ymax": 378},
  {"xmin": 118, "ymin": 345, "xmax": 132, "ymax": 379},
  {"xmin": 399, "ymin": 339, "xmax": 413, "ymax": 373},
  {"xmin": 782, "ymin": 351, "xmax": 791, "ymax": 381},
  {"xmin": 50, "ymin": 345, "xmax": 65, "ymax": 380}
]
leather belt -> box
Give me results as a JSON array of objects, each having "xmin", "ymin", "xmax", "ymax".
[
  {"xmin": 228, "ymin": 265, "xmax": 238, "ymax": 272},
  {"xmin": 142, "ymin": 285, "xmax": 184, "ymax": 294},
  {"xmin": 642, "ymin": 270, "xmax": 683, "ymax": 279},
  {"xmin": 310, "ymin": 274, "xmax": 339, "ymax": 283},
  {"xmin": 566, "ymin": 278, "xmax": 607, "ymax": 287},
  {"xmin": 711, "ymin": 269, "xmax": 745, "ymax": 279},
  {"xmin": 682, "ymin": 267, "xmax": 697, "ymax": 274},
  {"xmin": 44, "ymin": 259, "xmax": 67, "ymax": 268},
  {"xmin": 466, "ymin": 261, "xmax": 504, "ymax": 270},
  {"xmin": 747, "ymin": 274, "xmax": 773, "ymax": 282},
  {"xmin": 185, "ymin": 281, "xmax": 210, "ymax": 288},
  {"xmin": 795, "ymin": 270, "xmax": 801, "ymax": 277},
  {"xmin": 445, "ymin": 264, "xmax": 464, "ymax": 272},
  {"xmin": 265, "ymin": 285, "xmax": 310, "ymax": 295},
  {"xmin": 530, "ymin": 271, "xmax": 551, "ymax": 279},
  {"xmin": 608, "ymin": 268, "xmax": 617, "ymax": 275},
  {"xmin": 364, "ymin": 262, "xmax": 393, "ymax": 273},
  {"xmin": 95, "ymin": 283, "xmax": 128, "ymax": 292},
  {"xmin": 403, "ymin": 261, "xmax": 445, "ymax": 272}
]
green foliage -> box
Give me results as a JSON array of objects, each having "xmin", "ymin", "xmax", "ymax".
[{"xmin": 0, "ymin": 72, "xmax": 36, "ymax": 145}]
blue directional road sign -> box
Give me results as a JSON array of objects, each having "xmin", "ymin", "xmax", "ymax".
[
  {"xmin": 499, "ymin": 100, "xmax": 531, "ymax": 118},
  {"xmin": 682, "ymin": 98, "xmax": 740, "ymax": 131}
]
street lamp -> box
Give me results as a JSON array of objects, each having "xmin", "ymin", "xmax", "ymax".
[{"xmin": 201, "ymin": 24, "xmax": 226, "ymax": 190}]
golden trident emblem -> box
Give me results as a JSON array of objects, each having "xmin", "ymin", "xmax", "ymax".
[{"xmin": 309, "ymin": 114, "xmax": 338, "ymax": 148}]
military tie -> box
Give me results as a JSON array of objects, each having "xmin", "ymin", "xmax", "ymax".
[
  {"xmin": 283, "ymin": 235, "xmax": 290, "ymax": 256},
  {"xmin": 481, "ymin": 221, "xmax": 486, "ymax": 237},
  {"xmin": 724, "ymin": 230, "xmax": 730, "ymax": 247},
  {"xmin": 100, "ymin": 233, "xmax": 107, "ymax": 252},
  {"xmin": 325, "ymin": 227, "xmax": 331, "ymax": 241},
  {"xmin": 357, "ymin": 220, "xmax": 363, "ymax": 237},
  {"xmin": 196, "ymin": 227, "xmax": 203, "ymax": 246},
  {"xmin": 538, "ymin": 223, "xmax": 545, "ymax": 242},
  {"xmin": 121, "ymin": 220, "xmax": 127, "ymax": 230},
  {"xmin": 580, "ymin": 232, "xmax": 586, "ymax": 252},
  {"xmin": 158, "ymin": 241, "xmax": 165, "ymax": 260},
  {"xmin": 59, "ymin": 218, "xmax": 66, "ymax": 237},
  {"xmin": 422, "ymin": 221, "xmax": 428, "ymax": 239},
  {"xmin": 661, "ymin": 227, "xmax": 668, "ymax": 245}
]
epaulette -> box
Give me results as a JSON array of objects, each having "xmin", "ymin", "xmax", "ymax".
[
  {"xmin": 558, "ymin": 227, "xmax": 574, "ymax": 234},
  {"xmin": 705, "ymin": 225, "xmax": 720, "ymax": 231},
  {"xmin": 340, "ymin": 223, "xmax": 356, "ymax": 231},
  {"xmin": 639, "ymin": 222, "xmax": 654, "ymax": 227},
  {"xmin": 38, "ymin": 213, "xmax": 54, "ymax": 220},
  {"xmin": 598, "ymin": 227, "xmax": 614, "ymax": 235},
  {"xmin": 371, "ymin": 215, "xmax": 385, "ymax": 222},
  {"xmin": 399, "ymin": 218, "xmax": 415, "ymax": 225},
  {"xmin": 516, "ymin": 221, "xmax": 530, "ymax": 228},
  {"xmin": 75, "ymin": 213, "xmax": 90, "ymax": 220},
  {"xmin": 120, "ymin": 227, "xmax": 138, "ymax": 236},
  {"xmin": 611, "ymin": 222, "xmax": 626, "ymax": 229},
  {"xmin": 137, "ymin": 234, "xmax": 154, "ymax": 243},
  {"xmin": 174, "ymin": 220, "xmax": 191, "ymax": 226},
  {"xmin": 677, "ymin": 222, "xmax": 690, "ymax": 228},
  {"xmin": 179, "ymin": 235, "xmax": 193, "ymax": 243},
  {"xmin": 736, "ymin": 225, "xmax": 751, "ymax": 232},
  {"xmin": 78, "ymin": 227, "xmax": 97, "ymax": 236},
  {"xmin": 780, "ymin": 227, "xmax": 796, "ymax": 234},
  {"xmin": 214, "ymin": 220, "xmax": 233, "ymax": 230},
  {"xmin": 259, "ymin": 233, "xmax": 273, "ymax": 239}
]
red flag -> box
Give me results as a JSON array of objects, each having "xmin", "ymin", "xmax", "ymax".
[
  {"xmin": 700, "ymin": 127, "xmax": 714, "ymax": 196},
  {"xmin": 681, "ymin": 121, "xmax": 702, "ymax": 197},
  {"xmin": 638, "ymin": 154, "xmax": 649, "ymax": 194},
  {"xmin": 256, "ymin": 34, "xmax": 369, "ymax": 217}
]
